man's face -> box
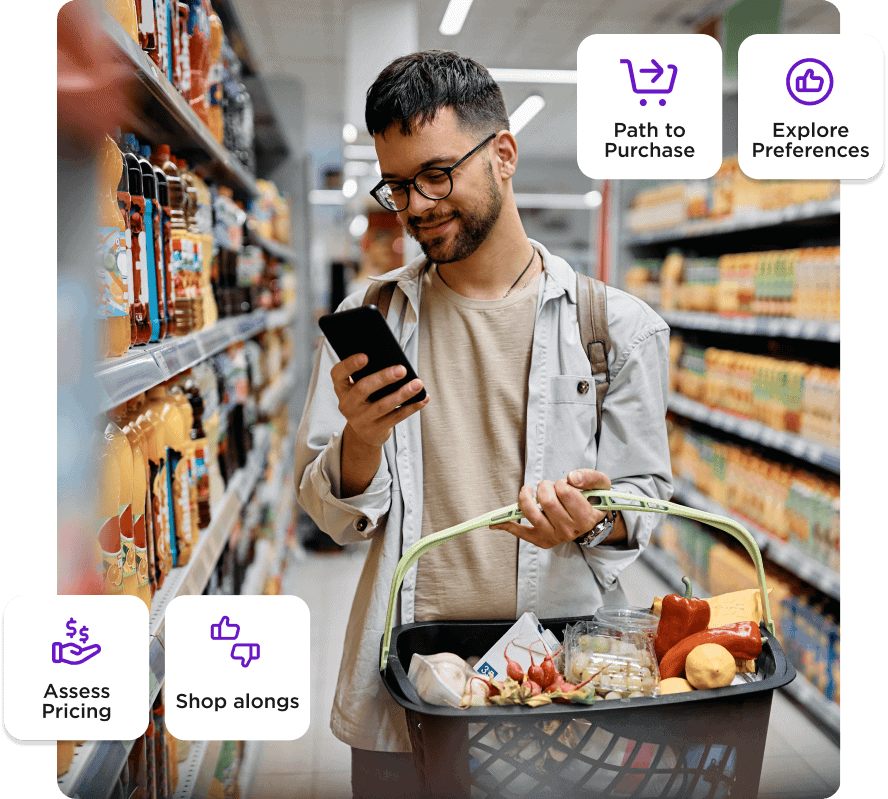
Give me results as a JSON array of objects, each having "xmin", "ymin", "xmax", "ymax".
[{"xmin": 374, "ymin": 107, "xmax": 503, "ymax": 264}]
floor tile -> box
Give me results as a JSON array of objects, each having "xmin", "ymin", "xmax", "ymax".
[
  {"xmin": 309, "ymin": 769, "xmax": 352, "ymax": 799},
  {"xmin": 256, "ymin": 739, "xmax": 316, "ymax": 775}
]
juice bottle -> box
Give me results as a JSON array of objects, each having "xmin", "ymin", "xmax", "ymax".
[
  {"xmin": 147, "ymin": 385, "xmax": 193, "ymax": 566},
  {"xmin": 176, "ymin": 3, "xmax": 192, "ymax": 98},
  {"xmin": 187, "ymin": 1, "xmax": 210, "ymax": 125},
  {"xmin": 121, "ymin": 400, "xmax": 153, "ymax": 608},
  {"xmin": 128, "ymin": 395, "xmax": 159, "ymax": 598},
  {"xmin": 149, "ymin": 0, "xmax": 171, "ymax": 79},
  {"xmin": 177, "ymin": 157, "xmax": 199, "ymax": 333},
  {"xmin": 142, "ymin": 145, "xmax": 170, "ymax": 340},
  {"xmin": 157, "ymin": 146, "xmax": 189, "ymax": 335},
  {"xmin": 97, "ymin": 426, "xmax": 124, "ymax": 594},
  {"xmin": 151, "ymin": 160, "xmax": 177, "ymax": 338},
  {"xmin": 184, "ymin": 378, "xmax": 212, "ymax": 528},
  {"xmin": 133, "ymin": 139, "xmax": 167, "ymax": 341},
  {"xmin": 105, "ymin": 0, "xmax": 138, "ymax": 42},
  {"xmin": 96, "ymin": 135, "xmax": 131, "ymax": 358},
  {"xmin": 191, "ymin": 169, "xmax": 214, "ymax": 328},
  {"xmin": 107, "ymin": 412, "xmax": 139, "ymax": 597},
  {"xmin": 139, "ymin": 393, "xmax": 173, "ymax": 585},
  {"xmin": 206, "ymin": 3, "xmax": 224, "ymax": 142},
  {"xmin": 121, "ymin": 139, "xmax": 152, "ymax": 345},
  {"xmin": 169, "ymin": 381, "xmax": 202, "ymax": 541}
]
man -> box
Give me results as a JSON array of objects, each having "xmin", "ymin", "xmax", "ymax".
[{"xmin": 294, "ymin": 50, "xmax": 672, "ymax": 797}]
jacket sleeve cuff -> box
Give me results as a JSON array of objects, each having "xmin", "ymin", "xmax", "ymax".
[{"xmin": 307, "ymin": 430, "xmax": 393, "ymax": 539}]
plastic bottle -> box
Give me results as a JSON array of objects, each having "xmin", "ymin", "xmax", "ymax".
[
  {"xmin": 138, "ymin": 393, "xmax": 173, "ymax": 586},
  {"xmin": 176, "ymin": 3, "xmax": 192, "ymax": 98},
  {"xmin": 206, "ymin": 3, "xmax": 224, "ymax": 142},
  {"xmin": 152, "ymin": 160, "xmax": 177, "ymax": 338},
  {"xmin": 135, "ymin": 0, "xmax": 158, "ymax": 54},
  {"xmin": 141, "ymin": 145, "xmax": 170, "ymax": 340},
  {"xmin": 121, "ymin": 400, "xmax": 154, "ymax": 608},
  {"xmin": 120, "ymin": 140, "xmax": 151, "ymax": 345},
  {"xmin": 191, "ymin": 170, "xmax": 214, "ymax": 328},
  {"xmin": 147, "ymin": 386, "xmax": 193, "ymax": 567},
  {"xmin": 149, "ymin": 0, "xmax": 171, "ymax": 79},
  {"xmin": 135, "ymin": 141, "xmax": 168, "ymax": 340},
  {"xmin": 169, "ymin": 381, "xmax": 202, "ymax": 539},
  {"xmin": 107, "ymin": 412, "xmax": 140, "ymax": 598},
  {"xmin": 97, "ymin": 427, "xmax": 124, "ymax": 594},
  {"xmin": 187, "ymin": 1, "xmax": 210, "ymax": 125},
  {"xmin": 183, "ymin": 378, "xmax": 212, "ymax": 528},
  {"xmin": 157, "ymin": 147, "xmax": 189, "ymax": 335},
  {"xmin": 105, "ymin": 0, "xmax": 138, "ymax": 42},
  {"xmin": 178, "ymin": 157, "xmax": 201, "ymax": 332}
]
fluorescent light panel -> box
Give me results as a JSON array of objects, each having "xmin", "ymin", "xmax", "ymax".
[
  {"xmin": 439, "ymin": 0, "xmax": 474, "ymax": 35},
  {"xmin": 489, "ymin": 68, "xmax": 577, "ymax": 84},
  {"xmin": 509, "ymin": 95, "xmax": 545, "ymax": 135}
]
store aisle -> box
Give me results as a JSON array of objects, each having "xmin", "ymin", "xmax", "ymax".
[{"xmin": 244, "ymin": 540, "xmax": 839, "ymax": 799}]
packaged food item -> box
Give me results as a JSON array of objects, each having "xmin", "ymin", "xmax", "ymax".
[
  {"xmin": 474, "ymin": 612, "xmax": 558, "ymax": 682},
  {"xmin": 206, "ymin": 3, "xmax": 224, "ymax": 141},
  {"xmin": 187, "ymin": 1, "xmax": 210, "ymax": 125},
  {"xmin": 139, "ymin": 144, "xmax": 169, "ymax": 340},
  {"xmin": 593, "ymin": 606, "xmax": 660, "ymax": 638},
  {"xmin": 120, "ymin": 400, "xmax": 154, "ymax": 608},
  {"xmin": 105, "ymin": 0, "xmax": 138, "ymax": 41},
  {"xmin": 119, "ymin": 135, "xmax": 152, "ymax": 345},
  {"xmin": 564, "ymin": 621, "xmax": 660, "ymax": 699},
  {"xmin": 97, "ymin": 427, "xmax": 124, "ymax": 594},
  {"xmin": 107, "ymin": 412, "xmax": 139, "ymax": 598},
  {"xmin": 407, "ymin": 652, "xmax": 478, "ymax": 708}
]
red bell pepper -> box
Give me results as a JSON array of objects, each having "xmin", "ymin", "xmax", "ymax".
[
  {"xmin": 654, "ymin": 577, "xmax": 711, "ymax": 662},
  {"xmin": 659, "ymin": 620, "xmax": 763, "ymax": 680}
]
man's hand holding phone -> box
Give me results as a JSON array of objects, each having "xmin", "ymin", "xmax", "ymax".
[{"xmin": 331, "ymin": 353, "xmax": 429, "ymax": 497}]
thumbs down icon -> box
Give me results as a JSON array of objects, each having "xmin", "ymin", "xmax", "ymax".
[{"xmin": 231, "ymin": 643, "xmax": 261, "ymax": 667}]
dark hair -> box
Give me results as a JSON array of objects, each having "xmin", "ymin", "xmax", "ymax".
[{"xmin": 365, "ymin": 50, "xmax": 509, "ymax": 138}]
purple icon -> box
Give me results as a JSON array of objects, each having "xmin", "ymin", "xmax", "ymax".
[
  {"xmin": 621, "ymin": 58, "xmax": 678, "ymax": 106},
  {"xmin": 210, "ymin": 615, "xmax": 261, "ymax": 667},
  {"xmin": 231, "ymin": 643, "xmax": 261, "ymax": 668},
  {"xmin": 211, "ymin": 616, "xmax": 241, "ymax": 640},
  {"xmin": 52, "ymin": 616, "xmax": 101, "ymax": 665},
  {"xmin": 786, "ymin": 58, "xmax": 833, "ymax": 106}
]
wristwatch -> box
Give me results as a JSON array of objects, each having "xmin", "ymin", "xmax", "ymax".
[{"xmin": 577, "ymin": 510, "xmax": 617, "ymax": 549}]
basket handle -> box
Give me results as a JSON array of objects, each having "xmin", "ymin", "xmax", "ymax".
[{"xmin": 380, "ymin": 489, "xmax": 775, "ymax": 671}]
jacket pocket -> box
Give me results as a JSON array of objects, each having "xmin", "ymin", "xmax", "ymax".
[{"xmin": 542, "ymin": 375, "xmax": 599, "ymax": 478}]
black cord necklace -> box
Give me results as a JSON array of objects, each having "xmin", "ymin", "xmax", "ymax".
[{"xmin": 502, "ymin": 247, "xmax": 538, "ymax": 298}]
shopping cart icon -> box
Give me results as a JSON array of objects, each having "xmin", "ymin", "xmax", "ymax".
[{"xmin": 620, "ymin": 58, "xmax": 678, "ymax": 106}]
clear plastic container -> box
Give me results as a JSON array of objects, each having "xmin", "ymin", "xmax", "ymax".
[
  {"xmin": 594, "ymin": 606, "xmax": 661, "ymax": 637},
  {"xmin": 564, "ymin": 621, "xmax": 660, "ymax": 700}
]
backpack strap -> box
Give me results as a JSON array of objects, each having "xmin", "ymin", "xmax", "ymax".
[
  {"xmin": 362, "ymin": 280, "xmax": 397, "ymax": 318},
  {"xmin": 576, "ymin": 272, "xmax": 611, "ymax": 445}
]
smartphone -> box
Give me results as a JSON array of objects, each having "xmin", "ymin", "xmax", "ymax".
[{"xmin": 319, "ymin": 305, "xmax": 427, "ymax": 405}]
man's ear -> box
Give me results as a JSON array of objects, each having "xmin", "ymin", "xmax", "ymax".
[{"xmin": 493, "ymin": 131, "xmax": 518, "ymax": 179}]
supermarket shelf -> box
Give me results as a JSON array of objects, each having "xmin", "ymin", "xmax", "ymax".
[
  {"xmin": 625, "ymin": 198, "xmax": 840, "ymax": 246},
  {"xmin": 247, "ymin": 226, "xmax": 301, "ymax": 264},
  {"xmin": 781, "ymin": 670, "xmax": 840, "ymax": 737},
  {"xmin": 96, "ymin": 308, "xmax": 290, "ymax": 412},
  {"xmin": 660, "ymin": 311, "xmax": 840, "ymax": 343},
  {"xmin": 103, "ymin": 13, "xmax": 258, "ymax": 198},
  {"xmin": 265, "ymin": 303, "xmax": 298, "ymax": 331},
  {"xmin": 173, "ymin": 739, "xmax": 214, "ymax": 799},
  {"xmin": 58, "ymin": 739, "xmax": 131, "ymax": 799},
  {"xmin": 259, "ymin": 364, "xmax": 298, "ymax": 418},
  {"xmin": 671, "ymin": 477, "xmax": 840, "ymax": 600},
  {"xmin": 668, "ymin": 393, "xmax": 840, "ymax": 474}
]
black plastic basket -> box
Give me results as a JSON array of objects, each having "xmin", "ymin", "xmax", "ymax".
[{"xmin": 378, "ymin": 491, "xmax": 797, "ymax": 799}]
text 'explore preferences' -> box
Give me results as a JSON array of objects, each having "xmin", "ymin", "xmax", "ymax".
[
  {"xmin": 165, "ymin": 595, "xmax": 310, "ymax": 740},
  {"xmin": 577, "ymin": 34, "xmax": 722, "ymax": 179},
  {"xmin": 3, "ymin": 595, "xmax": 148, "ymax": 741},
  {"xmin": 739, "ymin": 34, "xmax": 884, "ymax": 179}
]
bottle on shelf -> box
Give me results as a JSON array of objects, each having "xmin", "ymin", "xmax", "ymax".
[
  {"xmin": 191, "ymin": 169, "xmax": 214, "ymax": 328},
  {"xmin": 120, "ymin": 400, "xmax": 154, "ymax": 608},
  {"xmin": 135, "ymin": 0, "xmax": 158, "ymax": 54},
  {"xmin": 96, "ymin": 135, "xmax": 131, "ymax": 358},
  {"xmin": 206, "ymin": 2, "xmax": 224, "ymax": 142},
  {"xmin": 187, "ymin": 0, "xmax": 211, "ymax": 125},
  {"xmin": 107, "ymin": 411, "xmax": 139, "ymax": 598},
  {"xmin": 150, "ymin": 157, "xmax": 177, "ymax": 338},
  {"xmin": 105, "ymin": 0, "xmax": 138, "ymax": 42},
  {"xmin": 119, "ymin": 137, "xmax": 153, "ymax": 346},
  {"xmin": 184, "ymin": 378, "xmax": 212, "ymax": 528},
  {"xmin": 176, "ymin": 2, "xmax": 192, "ymax": 98},
  {"xmin": 148, "ymin": 0, "xmax": 172, "ymax": 81},
  {"xmin": 168, "ymin": 379, "xmax": 201, "ymax": 545},
  {"xmin": 97, "ymin": 427, "xmax": 124, "ymax": 594},
  {"xmin": 137, "ymin": 392, "xmax": 173, "ymax": 586},
  {"xmin": 178, "ymin": 157, "xmax": 202, "ymax": 331},
  {"xmin": 141, "ymin": 144, "xmax": 169, "ymax": 339}
]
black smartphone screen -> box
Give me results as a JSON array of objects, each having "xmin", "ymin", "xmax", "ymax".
[{"xmin": 318, "ymin": 305, "xmax": 427, "ymax": 405}]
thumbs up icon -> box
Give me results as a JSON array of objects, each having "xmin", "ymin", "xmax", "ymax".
[
  {"xmin": 210, "ymin": 616, "xmax": 241, "ymax": 640},
  {"xmin": 796, "ymin": 68, "xmax": 824, "ymax": 93}
]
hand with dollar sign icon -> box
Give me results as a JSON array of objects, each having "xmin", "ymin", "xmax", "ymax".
[{"xmin": 52, "ymin": 617, "xmax": 102, "ymax": 665}]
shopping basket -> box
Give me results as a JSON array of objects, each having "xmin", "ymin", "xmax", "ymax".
[
  {"xmin": 379, "ymin": 490, "xmax": 796, "ymax": 799},
  {"xmin": 619, "ymin": 59, "xmax": 678, "ymax": 106}
]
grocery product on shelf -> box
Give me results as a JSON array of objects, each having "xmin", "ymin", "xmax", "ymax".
[
  {"xmin": 141, "ymin": 144, "xmax": 171, "ymax": 340},
  {"xmin": 206, "ymin": 3, "xmax": 224, "ymax": 142},
  {"xmin": 119, "ymin": 136, "xmax": 153, "ymax": 345},
  {"xmin": 106, "ymin": 0, "xmax": 138, "ymax": 42},
  {"xmin": 184, "ymin": 378, "xmax": 212, "ymax": 529},
  {"xmin": 169, "ymin": 382, "xmax": 203, "ymax": 544},
  {"xmin": 187, "ymin": 1, "xmax": 211, "ymax": 125},
  {"xmin": 97, "ymin": 424, "xmax": 125, "ymax": 594},
  {"xmin": 107, "ymin": 411, "xmax": 139, "ymax": 598},
  {"xmin": 176, "ymin": 2, "xmax": 192, "ymax": 99},
  {"xmin": 96, "ymin": 134, "xmax": 131, "ymax": 358},
  {"xmin": 221, "ymin": 36, "xmax": 255, "ymax": 173}
]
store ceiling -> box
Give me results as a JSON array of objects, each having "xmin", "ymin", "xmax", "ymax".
[{"xmin": 233, "ymin": 0, "xmax": 839, "ymax": 160}]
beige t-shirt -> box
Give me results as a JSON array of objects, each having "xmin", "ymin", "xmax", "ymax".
[{"xmin": 413, "ymin": 264, "xmax": 540, "ymax": 622}]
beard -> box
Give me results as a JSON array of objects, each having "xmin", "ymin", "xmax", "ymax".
[{"xmin": 406, "ymin": 161, "xmax": 503, "ymax": 264}]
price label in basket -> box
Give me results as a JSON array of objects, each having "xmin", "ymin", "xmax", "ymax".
[{"xmin": 577, "ymin": 34, "xmax": 723, "ymax": 179}]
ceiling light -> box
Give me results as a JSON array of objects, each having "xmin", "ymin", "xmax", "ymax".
[
  {"xmin": 342, "ymin": 123, "xmax": 358, "ymax": 143},
  {"xmin": 309, "ymin": 190, "xmax": 347, "ymax": 205},
  {"xmin": 342, "ymin": 179, "xmax": 358, "ymax": 198},
  {"xmin": 349, "ymin": 214, "xmax": 369, "ymax": 237},
  {"xmin": 514, "ymin": 193, "xmax": 602, "ymax": 210},
  {"xmin": 344, "ymin": 161, "xmax": 371, "ymax": 177},
  {"xmin": 439, "ymin": 0, "xmax": 474, "ymax": 35},
  {"xmin": 344, "ymin": 144, "xmax": 378, "ymax": 160},
  {"xmin": 509, "ymin": 95, "xmax": 545, "ymax": 135},
  {"xmin": 488, "ymin": 68, "xmax": 577, "ymax": 84}
]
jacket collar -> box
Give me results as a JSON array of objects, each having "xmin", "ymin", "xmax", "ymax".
[{"xmin": 367, "ymin": 238, "xmax": 579, "ymax": 314}]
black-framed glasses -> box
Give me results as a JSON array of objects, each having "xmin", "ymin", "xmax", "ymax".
[{"xmin": 370, "ymin": 133, "xmax": 496, "ymax": 212}]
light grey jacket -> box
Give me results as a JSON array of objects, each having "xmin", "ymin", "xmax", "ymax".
[{"xmin": 294, "ymin": 240, "xmax": 673, "ymax": 752}]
